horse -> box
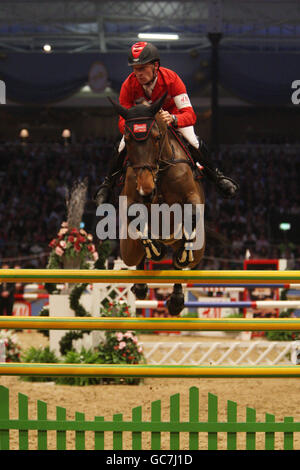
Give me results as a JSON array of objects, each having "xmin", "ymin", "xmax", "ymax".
[{"xmin": 109, "ymin": 92, "xmax": 205, "ymax": 316}]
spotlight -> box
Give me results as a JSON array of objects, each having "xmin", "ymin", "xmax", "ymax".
[
  {"xmin": 43, "ymin": 44, "xmax": 52, "ymax": 53},
  {"xmin": 138, "ymin": 33, "xmax": 179, "ymax": 40},
  {"xmin": 19, "ymin": 128, "xmax": 29, "ymax": 138}
]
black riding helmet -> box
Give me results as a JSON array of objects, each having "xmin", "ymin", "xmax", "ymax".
[{"xmin": 128, "ymin": 42, "xmax": 160, "ymax": 66}]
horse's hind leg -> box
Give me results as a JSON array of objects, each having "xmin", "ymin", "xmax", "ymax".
[{"xmin": 131, "ymin": 257, "xmax": 149, "ymax": 300}]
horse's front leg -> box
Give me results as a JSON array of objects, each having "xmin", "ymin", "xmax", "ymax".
[
  {"xmin": 172, "ymin": 202, "xmax": 204, "ymax": 268},
  {"xmin": 130, "ymin": 257, "xmax": 149, "ymax": 300},
  {"xmin": 126, "ymin": 201, "xmax": 167, "ymax": 262},
  {"xmin": 166, "ymin": 283, "xmax": 185, "ymax": 316}
]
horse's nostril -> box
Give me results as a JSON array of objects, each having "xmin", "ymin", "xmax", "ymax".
[
  {"xmin": 138, "ymin": 187, "xmax": 153, "ymax": 196},
  {"xmin": 141, "ymin": 191, "xmax": 154, "ymax": 203}
]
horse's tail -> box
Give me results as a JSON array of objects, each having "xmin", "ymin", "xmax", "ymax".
[{"xmin": 205, "ymin": 223, "xmax": 229, "ymax": 246}]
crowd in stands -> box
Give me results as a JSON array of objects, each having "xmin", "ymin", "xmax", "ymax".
[{"xmin": 0, "ymin": 139, "xmax": 299, "ymax": 270}]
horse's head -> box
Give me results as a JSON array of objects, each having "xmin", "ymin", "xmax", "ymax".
[{"xmin": 109, "ymin": 92, "xmax": 169, "ymax": 199}]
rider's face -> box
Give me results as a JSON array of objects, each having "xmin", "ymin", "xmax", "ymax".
[{"xmin": 133, "ymin": 63, "xmax": 158, "ymax": 85}]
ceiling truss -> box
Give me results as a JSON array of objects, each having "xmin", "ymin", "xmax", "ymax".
[{"xmin": 0, "ymin": 1, "xmax": 299, "ymax": 54}]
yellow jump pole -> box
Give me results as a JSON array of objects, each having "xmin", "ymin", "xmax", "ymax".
[
  {"xmin": 1, "ymin": 363, "xmax": 300, "ymax": 378},
  {"xmin": 2, "ymin": 316, "xmax": 300, "ymax": 331},
  {"xmin": 0, "ymin": 269, "xmax": 300, "ymax": 284}
]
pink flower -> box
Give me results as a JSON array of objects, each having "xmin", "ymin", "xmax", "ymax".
[
  {"xmin": 118, "ymin": 341, "xmax": 126, "ymax": 350},
  {"xmin": 61, "ymin": 221, "xmax": 68, "ymax": 228},
  {"xmin": 132, "ymin": 337, "xmax": 138, "ymax": 344},
  {"xmin": 58, "ymin": 228, "xmax": 68, "ymax": 237},
  {"xmin": 124, "ymin": 332, "xmax": 133, "ymax": 339},
  {"xmin": 87, "ymin": 234, "xmax": 93, "ymax": 241},
  {"xmin": 59, "ymin": 240, "xmax": 67, "ymax": 249},
  {"xmin": 55, "ymin": 246, "xmax": 64, "ymax": 256},
  {"xmin": 116, "ymin": 332, "xmax": 123, "ymax": 341},
  {"xmin": 49, "ymin": 239, "xmax": 57, "ymax": 248},
  {"xmin": 92, "ymin": 251, "xmax": 99, "ymax": 261},
  {"xmin": 138, "ymin": 346, "xmax": 143, "ymax": 353}
]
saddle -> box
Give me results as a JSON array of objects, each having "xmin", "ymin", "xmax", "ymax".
[{"xmin": 168, "ymin": 126, "xmax": 204, "ymax": 180}]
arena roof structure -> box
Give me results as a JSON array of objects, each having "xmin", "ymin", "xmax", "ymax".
[
  {"xmin": 0, "ymin": 0, "xmax": 300, "ymax": 54},
  {"xmin": 0, "ymin": 1, "xmax": 299, "ymax": 107}
]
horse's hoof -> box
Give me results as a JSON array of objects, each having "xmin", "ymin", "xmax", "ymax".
[
  {"xmin": 131, "ymin": 283, "xmax": 148, "ymax": 300},
  {"xmin": 141, "ymin": 239, "xmax": 167, "ymax": 261},
  {"xmin": 166, "ymin": 293, "xmax": 185, "ymax": 316},
  {"xmin": 173, "ymin": 248, "xmax": 194, "ymax": 269}
]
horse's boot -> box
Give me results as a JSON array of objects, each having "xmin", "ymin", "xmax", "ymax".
[
  {"xmin": 166, "ymin": 284, "xmax": 185, "ymax": 316},
  {"xmin": 189, "ymin": 139, "xmax": 239, "ymax": 199},
  {"xmin": 131, "ymin": 283, "xmax": 148, "ymax": 300},
  {"xmin": 94, "ymin": 148, "xmax": 126, "ymax": 206}
]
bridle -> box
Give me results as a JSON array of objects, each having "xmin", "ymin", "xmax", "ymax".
[{"xmin": 124, "ymin": 115, "xmax": 170, "ymax": 185}]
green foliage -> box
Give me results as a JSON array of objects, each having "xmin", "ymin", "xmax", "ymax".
[
  {"xmin": 58, "ymin": 283, "xmax": 92, "ymax": 354},
  {"xmin": 265, "ymin": 309, "xmax": 300, "ymax": 341},
  {"xmin": 55, "ymin": 348, "xmax": 104, "ymax": 386},
  {"xmin": 100, "ymin": 300, "xmax": 130, "ymax": 318},
  {"xmin": 69, "ymin": 283, "xmax": 90, "ymax": 317},
  {"xmin": 94, "ymin": 240, "xmax": 111, "ymax": 269},
  {"xmin": 59, "ymin": 331, "xmax": 86, "ymax": 356},
  {"xmin": 46, "ymin": 250, "xmax": 62, "ymax": 270},
  {"xmin": 20, "ymin": 347, "xmax": 59, "ymax": 382},
  {"xmin": 224, "ymin": 312, "xmax": 244, "ymax": 318},
  {"xmin": 181, "ymin": 311, "xmax": 198, "ymax": 318}
]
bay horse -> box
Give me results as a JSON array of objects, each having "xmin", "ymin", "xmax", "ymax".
[{"xmin": 110, "ymin": 93, "xmax": 205, "ymax": 315}]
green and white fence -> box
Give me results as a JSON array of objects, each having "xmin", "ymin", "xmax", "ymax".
[{"xmin": 0, "ymin": 385, "xmax": 299, "ymax": 451}]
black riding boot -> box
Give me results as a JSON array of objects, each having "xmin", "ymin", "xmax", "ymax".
[
  {"xmin": 190, "ymin": 139, "xmax": 239, "ymax": 199},
  {"xmin": 94, "ymin": 148, "xmax": 125, "ymax": 206}
]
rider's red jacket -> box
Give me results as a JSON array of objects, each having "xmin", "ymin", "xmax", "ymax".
[{"xmin": 118, "ymin": 67, "xmax": 196, "ymax": 134}]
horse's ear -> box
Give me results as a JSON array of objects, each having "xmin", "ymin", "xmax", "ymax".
[
  {"xmin": 150, "ymin": 92, "xmax": 168, "ymax": 116},
  {"xmin": 107, "ymin": 97, "xmax": 129, "ymax": 119}
]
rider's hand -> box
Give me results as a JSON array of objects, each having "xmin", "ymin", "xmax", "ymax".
[{"xmin": 159, "ymin": 110, "xmax": 174, "ymax": 125}]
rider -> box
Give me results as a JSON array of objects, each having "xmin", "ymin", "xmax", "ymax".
[{"xmin": 95, "ymin": 42, "xmax": 238, "ymax": 205}]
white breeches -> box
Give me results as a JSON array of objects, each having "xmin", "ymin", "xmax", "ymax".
[{"xmin": 118, "ymin": 125, "xmax": 199, "ymax": 152}]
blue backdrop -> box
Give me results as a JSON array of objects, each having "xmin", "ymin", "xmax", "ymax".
[{"xmin": 0, "ymin": 49, "xmax": 298, "ymax": 105}]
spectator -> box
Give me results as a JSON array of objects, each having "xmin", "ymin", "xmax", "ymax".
[
  {"xmin": 0, "ymin": 263, "xmax": 15, "ymax": 316},
  {"xmin": 0, "ymin": 140, "xmax": 298, "ymax": 269}
]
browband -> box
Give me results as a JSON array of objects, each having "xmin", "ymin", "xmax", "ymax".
[{"xmin": 125, "ymin": 117, "xmax": 156, "ymax": 142}]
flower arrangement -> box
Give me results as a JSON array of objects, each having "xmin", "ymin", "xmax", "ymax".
[
  {"xmin": 96, "ymin": 301, "xmax": 146, "ymax": 384},
  {"xmin": 103, "ymin": 330, "xmax": 144, "ymax": 365},
  {"xmin": 0, "ymin": 330, "xmax": 22, "ymax": 362},
  {"xmin": 47, "ymin": 221, "xmax": 99, "ymax": 269}
]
